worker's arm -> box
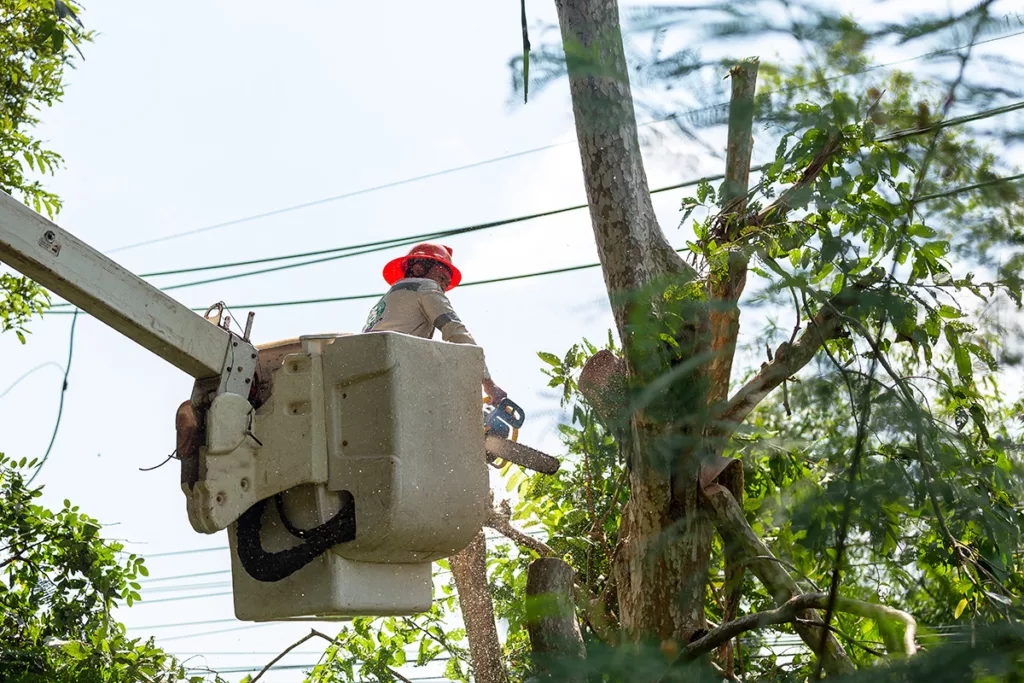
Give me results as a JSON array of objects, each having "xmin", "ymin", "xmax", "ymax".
[{"xmin": 419, "ymin": 290, "xmax": 506, "ymax": 402}]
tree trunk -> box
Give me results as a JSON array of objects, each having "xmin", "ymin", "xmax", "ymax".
[
  {"xmin": 451, "ymin": 532, "xmax": 508, "ymax": 683},
  {"xmin": 555, "ymin": 0, "xmax": 714, "ymax": 645},
  {"xmin": 525, "ymin": 558, "xmax": 586, "ymax": 681}
]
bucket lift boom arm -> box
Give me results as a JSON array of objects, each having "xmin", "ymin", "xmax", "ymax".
[{"xmin": 0, "ymin": 190, "xmax": 258, "ymax": 398}]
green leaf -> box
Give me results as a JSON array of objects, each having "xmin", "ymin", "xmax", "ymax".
[
  {"xmin": 537, "ymin": 351, "xmax": 560, "ymax": 367},
  {"xmin": 955, "ymin": 598, "xmax": 968, "ymax": 619}
]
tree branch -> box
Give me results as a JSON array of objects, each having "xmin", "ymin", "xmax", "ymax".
[
  {"xmin": 485, "ymin": 498, "xmax": 618, "ymax": 645},
  {"xmin": 485, "ymin": 500, "xmax": 555, "ymax": 557},
  {"xmin": 751, "ymin": 134, "xmax": 844, "ymax": 228},
  {"xmin": 450, "ymin": 531, "xmax": 509, "ymax": 683},
  {"xmin": 708, "ymin": 57, "xmax": 760, "ymax": 411},
  {"xmin": 704, "ymin": 484, "xmax": 857, "ymax": 675},
  {"xmin": 685, "ymin": 592, "xmax": 916, "ymax": 660},
  {"xmin": 251, "ymin": 629, "xmax": 334, "ymax": 683},
  {"xmin": 718, "ymin": 270, "xmax": 883, "ymax": 431}
]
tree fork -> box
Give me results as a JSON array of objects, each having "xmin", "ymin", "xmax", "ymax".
[{"xmin": 705, "ymin": 483, "xmax": 857, "ymax": 674}]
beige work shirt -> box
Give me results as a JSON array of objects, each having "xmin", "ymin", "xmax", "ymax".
[{"xmin": 363, "ymin": 278, "xmax": 491, "ymax": 379}]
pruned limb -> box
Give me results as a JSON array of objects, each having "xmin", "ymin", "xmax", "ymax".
[
  {"xmin": 485, "ymin": 498, "xmax": 619, "ymax": 645},
  {"xmin": 450, "ymin": 532, "xmax": 509, "ymax": 683},
  {"xmin": 686, "ymin": 592, "xmax": 916, "ymax": 660},
  {"xmin": 705, "ymin": 484, "xmax": 857, "ymax": 675},
  {"xmin": 578, "ymin": 348, "xmax": 628, "ymax": 430},
  {"xmin": 708, "ymin": 57, "xmax": 760, "ymax": 410},
  {"xmin": 526, "ymin": 558, "xmax": 587, "ymax": 682},
  {"xmin": 718, "ymin": 271, "xmax": 883, "ymax": 434}
]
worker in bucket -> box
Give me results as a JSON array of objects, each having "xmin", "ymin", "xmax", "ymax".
[{"xmin": 363, "ymin": 243, "xmax": 507, "ymax": 405}]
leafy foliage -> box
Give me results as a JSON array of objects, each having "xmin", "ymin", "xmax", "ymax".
[
  {"xmin": 0, "ymin": 456, "xmax": 222, "ymax": 682},
  {"xmin": 0, "ymin": 0, "xmax": 91, "ymax": 336},
  {"xmin": 0, "ymin": 271, "xmax": 48, "ymax": 342}
]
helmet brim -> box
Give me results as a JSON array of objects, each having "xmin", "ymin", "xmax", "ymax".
[{"xmin": 383, "ymin": 256, "xmax": 462, "ymax": 291}]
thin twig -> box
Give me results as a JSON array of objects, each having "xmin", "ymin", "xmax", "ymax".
[
  {"xmin": 738, "ymin": 555, "xmax": 822, "ymax": 592},
  {"xmin": 250, "ymin": 629, "xmax": 334, "ymax": 683}
]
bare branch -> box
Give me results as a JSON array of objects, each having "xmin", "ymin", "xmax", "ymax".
[
  {"xmin": 386, "ymin": 666, "xmax": 415, "ymax": 683},
  {"xmin": 250, "ymin": 629, "xmax": 334, "ymax": 683},
  {"xmin": 485, "ymin": 500, "xmax": 555, "ymax": 557},
  {"xmin": 686, "ymin": 592, "xmax": 916, "ymax": 660},
  {"xmin": 718, "ymin": 270, "xmax": 883, "ymax": 431}
]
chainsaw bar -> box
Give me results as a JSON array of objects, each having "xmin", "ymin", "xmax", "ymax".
[{"xmin": 484, "ymin": 435, "xmax": 560, "ymax": 475}]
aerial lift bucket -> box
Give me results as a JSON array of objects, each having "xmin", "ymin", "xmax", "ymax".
[{"xmin": 178, "ymin": 332, "xmax": 491, "ymax": 620}]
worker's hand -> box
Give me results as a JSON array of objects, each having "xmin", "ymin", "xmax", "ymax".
[{"xmin": 483, "ymin": 379, "xmax": 507, "ymax": 405}]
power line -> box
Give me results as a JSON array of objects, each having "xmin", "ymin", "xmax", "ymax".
[
  {"xmin": 143, "ymin": 581, "xmax": 231, "ymax": 593},
  {"xmin": 146, "ymin": 546, "xmax": 228, "ymax": 558},
  {"xmin": 158, "ymin": 623, "xmax": 271, "ymax": 643},
  {"xmin": 43, "ymin": 98, "xmax": 1024, "ymax": 312},
  {"xmin": 102, "ymin": 28, "xmax": 1024, "ymax": 255},
  {"xmin": 916, "ymin": 170, "xmax": 1024, "ymax": 202},
  {"xmin": 155, "ymin": 205, "xmax": 585, "ymax": 291},
  {"xmin": 0, "ymin": 361, "xmax": 64, "ymax": 400},
  {"xmin": 106, "ymin": 148, "xmax": 568, "ymax": 254},
  {"xmin": 140, "ymin": 569, "xmax": 230, "ymax": 583},
  {"xmin": 132, "ymin": 617, "xmax": 238, "ymax": 631},
  {"xmin": 140, "ymin": 590, "xmax": 232, "ymax": 605},
  {"xmin": 191, "ymin": 664, "xmax": 450, "ymax": 680},
  {"xmin": 49, "ymin": 161, "xmax": 1024, "ymax": 313},
  {"xmin": 27, "ymin": 310, "xmax": 78, "ymax": 486},
  {"xmin": 128, "ymin": 98, "xmax": 1024, "ymax": 287}
]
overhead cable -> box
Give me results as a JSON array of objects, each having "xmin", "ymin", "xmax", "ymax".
[{"xmin": 106, "ymin": 28, "xmax": 1024, "ymax": 254}]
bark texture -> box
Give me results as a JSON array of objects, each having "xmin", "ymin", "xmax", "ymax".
[
  {"xmin": 707, "ymin": 58, "xmax": 759, "ymax": 409},
  {"xmin": 450, "ymin": 532, "xmax": 508, "ymax": 683},
  {"xmin": 555, "ymin": 0, "xmax": 713, "ymax": 644},
  {"xmin": 525, "ymin": 558, "xmax": 586, "ymax": 681}
]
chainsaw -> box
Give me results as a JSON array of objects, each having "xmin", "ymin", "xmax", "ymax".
[{"xmin": 482, "ymin": 398, "xmax": 560, "ymax": 475}]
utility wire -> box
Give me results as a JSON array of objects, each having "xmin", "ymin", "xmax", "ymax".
[
  {"xmin": 0, "ymin": 362, "xmax": 64, "ymax": 400},
  {"xmin": 43, "ymin": 98, "xmax": 1024, "ymax": 313},
  {"xmin": 104, "ymin": 28, "xmax": 1024, "ymax": 255},
  {"xmin": 140, "ymin": 590, "xmax": 232, "ymax": 605},
  {"xmin": 139, "ymin": 569, "xmax": 230, "ymax": 583},
  {"xmin": 158, "ymin": 623, "xmax": 271, "ymax": 643},
  {"xmin": 146, "ymin": 546, "xmax": 228, "ymax": 558},
  {"xmin": 122, "ymin": 99, "xmax": 1024, "ymax": 285},
  {"xmin": 49, "ymin": 160, "xmax": 1024, "ymax": 315},
  {"xmin": 27, "ymin": 310, "xmax": 78, "ymax": 486}
]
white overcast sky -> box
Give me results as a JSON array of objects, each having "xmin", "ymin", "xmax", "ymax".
[{"xmin": 1, "ymin": 1, "xmax": 1022, "ymax": 680}]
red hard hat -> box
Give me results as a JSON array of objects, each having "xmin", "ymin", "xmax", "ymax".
[{"xmin": 383, "ymin": 242, "xmax": 462, "ymax": 291}]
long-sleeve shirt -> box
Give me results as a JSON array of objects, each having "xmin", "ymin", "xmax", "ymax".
[{"xmin": 362, "ymin": 277, "xmax": 492, "ymax": 379}]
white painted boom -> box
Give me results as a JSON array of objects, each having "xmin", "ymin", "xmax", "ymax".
[{"xmin": 0, "ymin": 190, "xmax": 237, "ymax": 380}]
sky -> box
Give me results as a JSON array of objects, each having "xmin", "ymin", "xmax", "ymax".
[{"xmin": 1, "ymin": 1, "xmax": 1023, "ymax": 681}]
